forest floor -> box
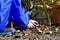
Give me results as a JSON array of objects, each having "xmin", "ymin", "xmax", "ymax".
[{"xmin": 0, "ymin": 24, "xmax": 60, "ymax": 40}]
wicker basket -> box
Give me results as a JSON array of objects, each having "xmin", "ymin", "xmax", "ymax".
[{"xmin": 52, "ymin": 4, "xmax": 60, "ymax": 24}]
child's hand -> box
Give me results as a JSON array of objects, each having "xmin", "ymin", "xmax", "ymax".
[{"xmin": 27, "ymin": 20, "xmax": 39, "ymax": 29}]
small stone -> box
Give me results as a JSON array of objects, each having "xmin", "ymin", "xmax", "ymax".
[{"xmin": 16, "ymin": 30, "xmax": 20, "ymax": 33}]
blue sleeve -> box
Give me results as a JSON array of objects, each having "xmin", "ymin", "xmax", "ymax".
[
  {"xmin": 11, "ymin": 0, "xmax": 30, "ymax": 29},
  {"xmin": 0, "ymin": 0, "xmax": 12, "ymax": 30}
]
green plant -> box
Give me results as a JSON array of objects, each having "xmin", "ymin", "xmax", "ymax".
[{"xmin": 22, "ymin": 0, "xmax": 60, "ymax": 25}]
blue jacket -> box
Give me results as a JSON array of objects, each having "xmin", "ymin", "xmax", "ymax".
[{"xmin": 0, "ymin": 0, "xmax": 30, "ymax": 30}]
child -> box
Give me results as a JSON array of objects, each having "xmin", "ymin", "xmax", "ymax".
[{"xmin": 0, "ymin": 0, "xmax": 39, "ymax": 33}]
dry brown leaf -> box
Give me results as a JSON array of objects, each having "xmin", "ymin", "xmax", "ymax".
[
  {"xmin": 32, "ymin": 29, "xmax": 37, "ymax": 33},
  {"xmin": 36, "ymin": 27, "xmax": 43, "ymax": 33},
  {"xmin": 24, "ymin": 31, "xmax": 29, "ymax": 36},
  {"xmin": 48, "ymin": 31, "xmax": 53, "ymax": 34},
  {"xmin": 55, "ymin": 28, "xmax": 59, "ymax": 32}
]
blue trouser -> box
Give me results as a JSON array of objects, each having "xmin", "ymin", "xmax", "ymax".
[{"xmin": 0, "ymin": 0, "xmax": 30, "ymax": 30}]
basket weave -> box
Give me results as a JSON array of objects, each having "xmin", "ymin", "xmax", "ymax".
[{"xmin": 52, "ymin": 4, "xmax": 60, "ymax": 24}]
